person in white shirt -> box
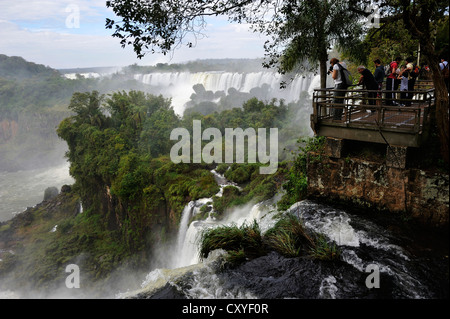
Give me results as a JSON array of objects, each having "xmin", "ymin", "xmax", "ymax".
[
  {"xmin": 329, "ymin": 58, "xmax": 348, "ymax": 120},
  {"xmin": 397, "ymin": 57, "xmax": 415, "ymax": 106}
]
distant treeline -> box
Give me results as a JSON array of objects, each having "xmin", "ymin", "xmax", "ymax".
[
  {"xmin": 1, "ymin": 55, "xmax": 274, "ymax": 119},
  {"xmin": 0, "ymin": 55, "xmax": 153, "ymax": 119},
  {"xmin": 0, "ymin": 54, "xmax": 59, "ymax": 80},
  {"xmin": 0, "ymin": 55, "xmax": 150, "ymax": 171},
  {"xmin": 115, "ymin": 58, "xmax": 268, "ymax": 74}
]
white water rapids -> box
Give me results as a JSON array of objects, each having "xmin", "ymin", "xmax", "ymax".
[
  {"xmin": 116, "ymin": 169, "xmax": 279, "ymax": 298},
  {"xmin": 118, "ymin": 169, "xmax": 431, "ymax": 299},
  {"xmin": 169, "ymin": 170, "xmax": 280, "ymax": 269}
]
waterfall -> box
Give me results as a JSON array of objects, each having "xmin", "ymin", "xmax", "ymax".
[
  {"xmin": 169, "ymin": 169, "xmax": 269, "ymax": 269},
  {"xmin": 176, "ymin": 201, "xmax": 195, "ymax": 251},
  {"xmin": 121, "ymin": 169, "xmax": 278, "ymax": 299},
  {"xmin": 134, "ymin": 71, "xmax": 320, "ymax": 115},
  {"xmin": 172, "ymin": 199, "xmax": 214, "ymax": 268}
]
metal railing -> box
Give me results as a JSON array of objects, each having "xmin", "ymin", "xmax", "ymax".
[{"xmin": 312, "ymin": 86, "xmax": 435, "ymax": 135}]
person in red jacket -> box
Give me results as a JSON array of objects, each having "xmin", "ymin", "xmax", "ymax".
[{"xmin": 385, "ymin": 57, "xmax": 402, "ymax": 106}]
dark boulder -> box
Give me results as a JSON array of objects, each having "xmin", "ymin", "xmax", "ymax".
[
  {"xmin": 60, "ymin": 185, "xmax": 72, "ymax": 193},
  {"xmin": 43, "ymin": 186, "xmax": 59, "ymax": 201}
]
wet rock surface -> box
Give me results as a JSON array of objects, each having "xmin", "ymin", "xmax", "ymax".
[
  {"xmin": 217, "ymin": 252, "xmax": 369, "ymax": 299},
  {"xmin": 136, "ymin": 248, "xmax": 448, "ymax": 299}
]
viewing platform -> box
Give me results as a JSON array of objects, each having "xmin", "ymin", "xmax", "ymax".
[{"xmin": 310, "ymin": 81, "xmax": 435, "ymax": 168}]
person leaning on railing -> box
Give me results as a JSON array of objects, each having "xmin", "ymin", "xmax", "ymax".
[{"xmin": 357, "ymin": 66, "xmax": 379, "ymax": 110}]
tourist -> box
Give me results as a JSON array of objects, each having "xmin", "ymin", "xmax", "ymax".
[
  {"xmin": 373, "ymin": 59, "xmax": 385, "ymax": 106},
  {"xmin": 329, "ymin": 58, "xmax": 349, "ymax": 120},
  {"xmin": 398, "ymin": 57, "xmax": 415, "ymax": 106},
  {"xmin": 386, "ymin": 56, "xmax": 402, "ymax": 105},
  {"xmin": 373, "ymin": 59, "xmax": 385, "ymax": 89},
  {"xmin": 420, "ymin": 64, "xmax": 432, "ymax": 80},
  {"xmin": 398, "ymin": 65, "xmax": 409, "ymax": 106},
  {"xmin": 406, "ymin": 57, "xmax": 418, "ymax": 105},
  {"xmin": 357, "ymin": 66, "xmax": 378, "ymax": 107}
]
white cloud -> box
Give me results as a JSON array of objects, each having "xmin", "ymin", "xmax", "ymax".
[
  {"xmin": 0, "ymin": 0, "xmax": 107, "ymax": 22},
  {"xmin": 0, "ymin": 20, "xmax": 143, "ymax": 68},
  {"xmin": 0, "ymin": 1, "xmax": 267, "ymax": 69}
]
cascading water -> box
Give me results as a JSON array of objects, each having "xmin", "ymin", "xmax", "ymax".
[
  {"xmin": 117, "ymin": 169, "xmax": 278, "ymax": 299},
  {"xmin": 176, "ymin": 201, "xmax": 196, "ymax": 254},
  {"xmin": 134, "ymin": 71, "xmax": 320, "ymax": 115},
  {"xmin": 172, "ymin": 198, "xmax": 213, "ymax": 269},
  {"xmin": 170, "ymin": 169, "xmax": 262, "ymax": 269}
]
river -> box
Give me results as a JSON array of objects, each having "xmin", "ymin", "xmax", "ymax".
[{"xmin": 0, "ymin": 162, "xmax": 74, "ymax": 222}]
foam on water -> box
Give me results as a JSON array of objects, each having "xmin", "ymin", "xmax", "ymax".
[{"xmin": 319, "ymin": 276, "xmax": 338, "ymax": 299}]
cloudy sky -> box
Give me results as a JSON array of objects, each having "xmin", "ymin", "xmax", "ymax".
[{"xmin": 0, "ymin": 0, "xmax": 268, "ymax": 69}]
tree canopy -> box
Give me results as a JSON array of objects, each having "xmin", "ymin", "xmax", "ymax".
[
  {"xmin": 57, "ymin": 88, "xmax": 297, "ymax": 248},
  {"xmin": 262, "ymin": 0, "xmax": 368, "ymax": 88},
  {"xmin": 379, "ymin": 0, "xmax": 449, "ymax": 163}
]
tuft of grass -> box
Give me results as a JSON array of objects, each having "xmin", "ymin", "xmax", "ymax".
[
  {"xmin": 265, "ymin": 229, "xmax": 301, "ymax": 257},
  {"xmin": 264, "ymin": 213, "xmax": 315, "ymax": 257},
  {"xmin": 226, "ymin": 248, "xmax": 247, "ymax": 265},
  {"xmin": 215, "ymin": 163, "xmax": 229, "ymax": 175},
  {"xmin": 309, "ymin": 234, "xmax": 341, "ymax": 261},
  {"xmin": 199, "ymin": 220, "xmax": 264, "ymax": 264}
]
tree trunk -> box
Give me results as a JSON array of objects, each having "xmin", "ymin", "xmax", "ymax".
[
  {"xmin": 429, "ymin": 61, "xmax": 449, "ymax": 164},
  {"xmin": 320, "ymin": 58, "xmax": 328, "ymax": 89},
  {"xmin": 399, "ymin": 0, "xmax": 449, "ymax": 164},
  {"xmin": 419, "ymin": 39, "xmax": 449, "ymax": 164}
]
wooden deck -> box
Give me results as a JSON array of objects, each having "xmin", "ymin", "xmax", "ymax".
[{"xmin": 311, "ymin": 86, "xmax": 435, "ymax": 147}]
